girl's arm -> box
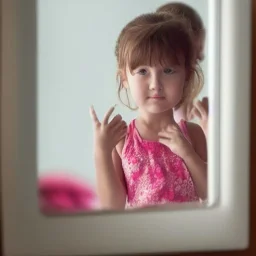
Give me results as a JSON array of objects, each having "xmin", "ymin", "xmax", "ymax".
[
  {"xmin": 158, "ymin": 121, "xmax": 207, "ymax": 200},
  {"xmin": 95, "ymin": 142, "xmax": 127, "ymax": 210},
  {"xmin": 184, "ymin": 122, "xmax": 207, "ymax": 200},
  {"xmin": 90, "ymin": 105, "xmax": 127, "ymax": 210}
]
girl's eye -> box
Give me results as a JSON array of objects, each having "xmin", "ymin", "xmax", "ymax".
[
  {"xmin": 137, "ymin": 69, "xmax": 147, "ymax": 75},
  {"xmin": 164, "ymin": 68, "xmax": 175, "ymax": 74}
]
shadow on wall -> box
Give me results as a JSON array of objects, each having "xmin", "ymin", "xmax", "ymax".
[{"xmin": 38, "ymin": 172, "xmax": 99, "ymax": 214}]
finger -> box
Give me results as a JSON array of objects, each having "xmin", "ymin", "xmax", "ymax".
[
  {"xmin": 158, "ymin": 137, "xmax": 170, "ymax": 147},
  {"xmin": 112, "ymin": 120, "xmax": 127, "ymax": 133},
  {"xmin": 202, "ymin": 97, "xmax": 209, "ymax": 113},
  {"xmin": 173, "ymin": 123, "xmax": 182, "ymax": 131},
  {"xmin": 119, "ymin": 125, "xmax": 128, "ymax": 136},
  {"xmin": 187, "ymin": 107, "xmax": 195, "ymax": 120},
  {"xmin": 116, "ymin": 129, "xmax": 127, "ymax": 143},
  {"xmin": 202, "ymin": 97, "xmax": 208, "ymax": 104},
  {"xmin": 102, "ymin": 105, "xmax": 116, "ymax": 125},
  {"xmin": 108, "ymin": 114, "xmax": 122, "ymax": 128},
  {"xmin": 89, "ymin": 105, "xmax": 100, "ymax": 126},
  {"xmin": 166, "ymin": 124, "xmax": 180, "ymax": 132},
  {"xmin": 192, "ymin": 106, "xmax": 202, "ymax": 119},
  {"xmin": 186, "ymin": 102, "xmax": 194, "ymax": 112},
  {"xmin": 194, "ymin": 100, "xmax": 207, "ymax": 117},
  {"xmin": 158, "ymin": 130, "xmax": 172, "ymax": 139}
]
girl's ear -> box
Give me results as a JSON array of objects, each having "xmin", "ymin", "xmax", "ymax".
[
  {"xmin": 120, "ymin": 69, "xmax": 129, "ymax": 89},
  {"xmin": 123, "ymin": 80, "xmax": 129, "ymax": 89}
]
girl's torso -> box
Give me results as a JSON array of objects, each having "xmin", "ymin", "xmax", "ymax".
[{"xmin": 121, "ymin": 119, "xmax": 199, "ymax": 209}]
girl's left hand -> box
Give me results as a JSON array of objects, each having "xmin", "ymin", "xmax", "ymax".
[
  {"xmin": 192, "ymin": 97, "xmax": 208, "ymax": 138},
  {"xmin": 158, "ymin": 124, "xmax": 193, "ymax": 159}
]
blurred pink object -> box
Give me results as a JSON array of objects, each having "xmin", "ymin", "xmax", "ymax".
[{"xmin": 38, "ymin": 172, "xmax": 98, "ymax": 214}]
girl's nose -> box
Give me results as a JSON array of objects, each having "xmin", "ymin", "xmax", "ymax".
[{"xmin": 149, "ymin": 75, "xmax": 163, "ymax": 91}]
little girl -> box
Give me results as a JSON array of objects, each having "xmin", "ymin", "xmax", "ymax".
[
  {"xmin": 156, "ymin": 2, "xmax": 209, "ymax": 139},
  {"xmin": 90, "ymin": 12, "xmax": 207, "ymax": 210}
]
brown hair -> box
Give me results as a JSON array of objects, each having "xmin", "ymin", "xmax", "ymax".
[
  {"xmin": 115, "ymin": 12, "xmax": 203, "ymax": 110},
  {"xmin": 156, "ymin": 2, "xmax": 204, "ymax": 38}
]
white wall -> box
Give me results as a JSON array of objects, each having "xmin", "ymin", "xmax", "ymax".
[{"xmin": 37, "ymin": 0, "xmax": 208, "ymax": 186}]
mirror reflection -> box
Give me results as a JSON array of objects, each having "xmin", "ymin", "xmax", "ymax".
[{"xmin": 37, "ymin": 0, "xmax": 209, "ymax": 214}]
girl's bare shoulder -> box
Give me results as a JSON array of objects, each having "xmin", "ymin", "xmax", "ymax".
[{"xmin": 186, "ymin": 121, "xmax": 207, "ymax": 162}]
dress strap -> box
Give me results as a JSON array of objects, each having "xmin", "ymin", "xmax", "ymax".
[{"xmin": 179, "ymin": 119, "xmax": 192, "ymax": 144}]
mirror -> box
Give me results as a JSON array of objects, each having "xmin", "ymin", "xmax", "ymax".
[{"xmin": 37, "ymin": 0, "xmax": 209, "ymax": 214}]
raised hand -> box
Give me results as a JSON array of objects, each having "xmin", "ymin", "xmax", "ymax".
[
  {"xmin": 192, "ymin": 97, "xmax": 208, "ymax": 137},
  {"xmin": 158, "ymin": 123, "xmax": 193, "ymax": 159},
  {"xmin": 89, "ymin": 105, "xmax": 127, "ymax": 152}
]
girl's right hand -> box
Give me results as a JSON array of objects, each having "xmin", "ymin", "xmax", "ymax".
[{"xmin": 89, "ymin": 105, "xmax": 127, "ymax": 153}]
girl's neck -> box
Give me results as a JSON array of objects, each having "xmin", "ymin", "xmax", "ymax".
[
  {"xmin": 173, "ymin": 107, "xmax": 187, "ymax": 123},
  {"xmin": 173, "ymin": 103, "xmax": 192, "ymax": 123},
  {"xmin": 137, "ymin": 109, "xmax": 176, "ymax": 131}
]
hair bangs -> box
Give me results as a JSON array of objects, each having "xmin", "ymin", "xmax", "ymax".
[{"xmin": 126, "ymin": 25, "xmax": 188, "ymax": 73}]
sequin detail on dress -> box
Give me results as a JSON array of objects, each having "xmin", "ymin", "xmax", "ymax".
[{"xmin": 121, "ymin": 119, "xmax": 199, "ymax": 208}]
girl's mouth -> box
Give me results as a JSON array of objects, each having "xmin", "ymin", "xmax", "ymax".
[{"xmin": 148, "ymin": 96, "xmax": 165, "ymax": 99}]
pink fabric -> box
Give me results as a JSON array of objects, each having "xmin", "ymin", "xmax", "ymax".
[
  {"xmin": 121, "ymin": 119, "xmax": 199, "ymax": 209},
  {"xmin": 179, "ymin": 119, "xmax": 192, "ymax": 144},
  {"xmin": 38, "ymin": 173, "xmax": 98, "ymax": 214}
]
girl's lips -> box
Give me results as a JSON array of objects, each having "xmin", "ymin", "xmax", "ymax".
[{"xmin": 148, "ymin": 96, "xmax": 165, "ymax": 99}]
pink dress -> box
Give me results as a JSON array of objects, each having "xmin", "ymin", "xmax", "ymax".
[{"xmin": 121, "ymin": 119, "xmax": 199, "ymax": 209}]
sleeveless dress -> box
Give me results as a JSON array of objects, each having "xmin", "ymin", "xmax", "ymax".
[{"xmin": 121, "ymin": 119, "xmax": 199, "ymax": 209}]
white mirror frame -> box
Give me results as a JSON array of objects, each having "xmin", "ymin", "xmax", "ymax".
[{"xmin": 1, "ymin": 0, "xmax": 251, "ymax": 255}]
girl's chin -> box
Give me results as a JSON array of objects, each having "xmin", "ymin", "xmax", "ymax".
[{"xmin": 143, "ymin": 106, "xmax": 174, "ymax": 115}]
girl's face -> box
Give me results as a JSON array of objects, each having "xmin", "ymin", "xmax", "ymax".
[{"xmin": 122, "ymin": 61, "xmax": 187, "ymax": 114}]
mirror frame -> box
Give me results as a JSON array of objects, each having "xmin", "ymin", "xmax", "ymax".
[{"xmin": 0, "ymin": 0, "xmax": 252, "ymax": 255}]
